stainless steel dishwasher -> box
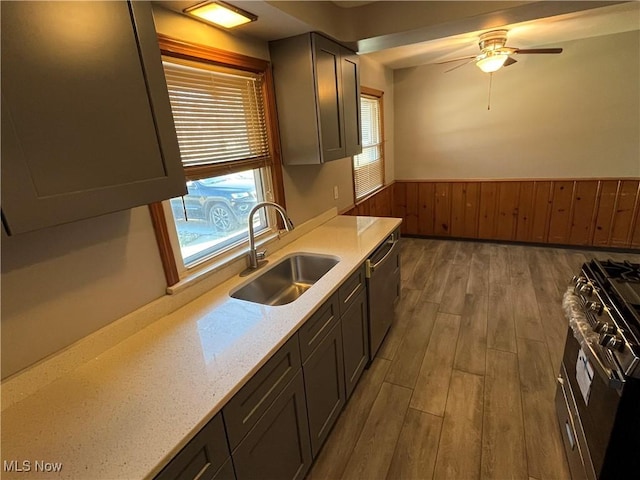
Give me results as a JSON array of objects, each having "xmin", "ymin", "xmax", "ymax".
[{"xmin": 366, "ymin": 228, "xmax": 401, "ymax": 360}]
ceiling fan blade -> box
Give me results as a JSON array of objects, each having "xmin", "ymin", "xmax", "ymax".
[
  {"xmin": 436, "ymin": 55, "xmax": 477, "ymax": 65},
  {"xmin": 504, "ymin": 57, "xmax": 517, "ymax": 67},
  {"xmin": 444, "ymin": 57, "xmax": 477, "ymax": 73},
  {"xmin": 515, "ymin": 48, "xmax": 563, "ymax": 54}
]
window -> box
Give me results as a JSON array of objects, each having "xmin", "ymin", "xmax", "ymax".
[
  {"xmin": 353, "ymin": 87, "xmax": 385, "ymax": 200},
  {"xmin": 150, "ymin": 35, "xmax": 285, "ymax": 285}
]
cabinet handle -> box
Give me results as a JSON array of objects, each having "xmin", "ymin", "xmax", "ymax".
[{"xmin": 343, "ymin": 282, "xmax": 361, "ymax": 305}]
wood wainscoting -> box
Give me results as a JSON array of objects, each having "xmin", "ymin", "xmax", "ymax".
[
  {"xmin": 342, "ymin": 184, "xmax": 395, "ymax": 217},
  {"xmin": 344, "ymin": 180, "xmax": 640, "ymax": 249}
]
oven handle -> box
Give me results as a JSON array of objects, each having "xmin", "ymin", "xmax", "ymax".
[{"xmin": 563, "ymin": 288, "xmax": 625, "ymax": 390}]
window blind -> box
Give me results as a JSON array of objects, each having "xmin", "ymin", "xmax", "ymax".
[
  {"xmin": 354, "ymin": 95, "xmax": 384, "ymax": 199},
  {"xmin": 162, "ymin": 57, "xmax": 270, "ymax": 178}
]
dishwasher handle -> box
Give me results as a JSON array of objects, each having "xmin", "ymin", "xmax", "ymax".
[{"xmin": 365, "ymin": 237, "xmax": 399, "ymax": 278}]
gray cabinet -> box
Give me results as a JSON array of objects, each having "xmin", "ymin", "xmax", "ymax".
[
  {"xmin": 223, "ymin": 335, "xmax": 312, "ymax": 480},
  {"xmin": 232, "ymin": 371, "xmax": 312, "ymax": 480},
  {"xmin": 269, "ymin": 32, "xmax": 361, "ymax": 165},
  {"xmin": 1, "ymin": 1, "xmax": 186, "ymax": 235},
  {"xmin": 341, "ymin": 289, "xmax": 369, "ymax": 400},
  {"xmin": 222, "ymin": 335, "xmax": 302, "ymax": 450},
  {"xmin": 155, "ymin": 413, "xmax": 233, "ymax": 480},
  {"xmin": 339, "ymin": 266, "xmax": 369, "ymax": 400},
  {"xmin": 302, "ymin": 321, "xmax": 346, "ymax": 458}
]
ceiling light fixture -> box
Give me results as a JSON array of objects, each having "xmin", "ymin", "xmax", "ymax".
[
  {"xmin": 475, "ymin": 52, "xmax": 509, "ymax": 73},
  {"xmin": 184, "ymin": 1, "xmax": 257, "ymax": 29}
]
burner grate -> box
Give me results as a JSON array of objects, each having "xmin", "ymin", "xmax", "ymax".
[{"xmin": 604, "ymin": 260, "xmax": 640, "ymax": 283}]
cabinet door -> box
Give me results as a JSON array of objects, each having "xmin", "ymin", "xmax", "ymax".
[
  {"xmin": 341, "ymin": 289, "xmax": 369, "ymax": 400},
  {"xmin": 303, "ymin": 321, "xmax": 346, "ymax": 458},
  {"xmin": 341, "ymin": 48, "xmax": 362, "ymax": 157},
  {"xmin": 232, "ymin": 371, "xmax": 312, "ymax": 480},
  {"xmin": 155, "ymin": 413, "xmax": 232, "ymax": 480},
  {"xmin": 1, "ymin": 1, "xmax": 185, "ymax": 235},
  {"xmin": 312, "ymin": 34, "xmax": 346, "ymax": 162}
]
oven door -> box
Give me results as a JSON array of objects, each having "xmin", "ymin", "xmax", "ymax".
[
  {"xmin": 556, "ymin": 359, "xmax": 596, "ymax": 480},
  {"xmin": 560, "ymin": 329, "xmax": 623, "ymax": 479}
]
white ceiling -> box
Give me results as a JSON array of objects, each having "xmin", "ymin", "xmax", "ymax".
[
  {"xmin": 157, "ymin": 1, "xmax": 640, "ymax": 69},
  {"xmin": 364, "ymin": 1, "xmax": 640, "ymax": 69}
]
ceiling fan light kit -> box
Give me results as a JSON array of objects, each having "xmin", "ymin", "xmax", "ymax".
[
  {"xmin": 476, "ymin": 52, "xmax": 509, "ymax": 73},
  {"xmin": 439, "ymin": 29, "xmax": 563, "ymax": 74}
]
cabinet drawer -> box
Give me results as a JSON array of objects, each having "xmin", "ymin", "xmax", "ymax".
[
  {"xmin": 155, "ymin": 413, "xmax": 230, "ymax": 480},
  {"xmin": 298, "ymin": 293, "xmax": 339, "ymax": 361},
  {"xmin": 338, "ymin": 265, "xmax": 365, "ymax": 315},
  {"xmin": 223, "ymin": 334, "xmax": 301, "ymax": 450}
]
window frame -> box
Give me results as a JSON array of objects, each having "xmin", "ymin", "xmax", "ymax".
[
  {"xmin": 149, "ymin": 34, "xmax": 286, "ymax": 287},
  {"xmin": 352, "ymin": 86, "xmax": 385, "ymax": 203}
]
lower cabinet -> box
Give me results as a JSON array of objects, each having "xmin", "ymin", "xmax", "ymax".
[
  {"xmin": 158, "ymin": 261, "xmax": 395, "ymax": 480},
  {"xmin": 232, "ymin": 370, "xmax": 312, "ymax": 480},
  {"xmin": 155, "ymin": 412, "xmax": 233, "ymax": 480},
  {"xmin": 223, "ymin": 334, "xmax": 311, "ymax": 480},
  {"xmin": 223, "ymin": 335, "xmax": 302, "ymax": 451},
  {"xmin": 341, "ymin": 288, "xmax": 369, "ymax": 400},
  {"xmin": 303, "ymin": 321, "xmax": 346, "ymax": 458}
]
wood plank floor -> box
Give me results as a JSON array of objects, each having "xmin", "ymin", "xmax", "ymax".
[{"xmin": 308, "ymin": 238, "xmax": 640, "ymax": 480}]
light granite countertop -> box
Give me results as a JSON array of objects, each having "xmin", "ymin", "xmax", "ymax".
[{"xmin": 1, "ymin": 215, "xmax": 401, "ymax": 480}]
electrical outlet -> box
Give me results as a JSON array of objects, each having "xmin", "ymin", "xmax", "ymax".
[{"xmin": 333, "ymin": 185, "xmax": 339, "ymax": 200}]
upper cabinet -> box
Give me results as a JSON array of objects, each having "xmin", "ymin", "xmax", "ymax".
[
  {"xmin": 1, "ymin": 1, "xmax": 186, "ymax": 235},
  {"xmin": 269, "ymin": 33, "xmax": 362, "ymax": 165}
]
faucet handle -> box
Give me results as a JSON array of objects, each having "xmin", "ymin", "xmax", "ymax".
[{"xmin": 256, "ymin": 250, "xmax": 267, "ymax": 260}]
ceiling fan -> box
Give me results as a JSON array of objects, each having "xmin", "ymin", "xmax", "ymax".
[{"xmin": 439, "ymin": 30, "xmax": 563, "ymax": 73}]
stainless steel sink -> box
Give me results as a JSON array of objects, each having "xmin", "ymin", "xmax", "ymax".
[{"xmin": 230, "ymin": 253, "xmax": 340, "ymax": 306}]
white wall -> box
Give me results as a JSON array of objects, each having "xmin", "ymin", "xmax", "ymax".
[{"xmin": 394, "ymin": 30, "xmax": 640, "ymax": 180}]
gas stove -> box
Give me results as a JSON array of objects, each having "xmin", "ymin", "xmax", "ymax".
[
  {"xmin": 558, "ymin": 258, "xmax": 640, "ymax": 480},
  {"xmin": 571, "ymin": 259, "xmax": 640, "ymax": 381}
]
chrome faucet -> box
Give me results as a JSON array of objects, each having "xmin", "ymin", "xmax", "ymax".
[{"xmin": 245, "ymin": 201, "xmax": 294, "ymax": 272}]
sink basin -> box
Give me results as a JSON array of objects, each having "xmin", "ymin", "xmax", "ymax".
[{"xmin": 230, "ymin": 253, "xmax": 340, "ymax": 306}]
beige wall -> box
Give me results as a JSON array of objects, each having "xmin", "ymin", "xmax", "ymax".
[
  {"xmin": 283, "ymin": 159, "xmax": 354, "ymax": 225},
  {"xmin": 1, "ymin": 208, "xmax": 167, "ymax": 378},
  {"xmin": 394, "ymin": 30, "xmax": 640, "ymax": 180}
]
